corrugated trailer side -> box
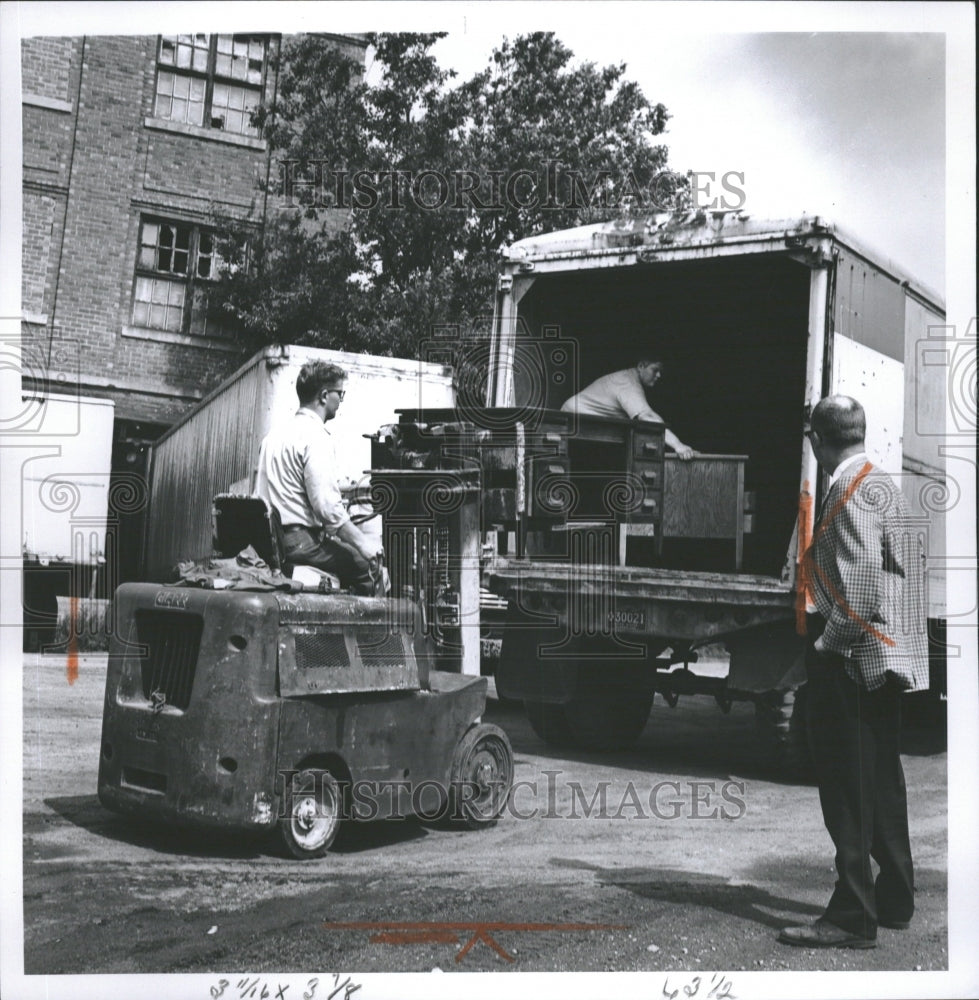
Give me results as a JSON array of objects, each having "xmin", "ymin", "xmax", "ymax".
[
  {"xmin": 902, "ymin": 290, "xmax": 948, "ymax": 625},
  {"xmin": 143, "ymin": 345, "xmax": 455, "ymax": 581},
  {"xmin": 817, "ymin": 232, "xmax": 947, "ymax": 623}
]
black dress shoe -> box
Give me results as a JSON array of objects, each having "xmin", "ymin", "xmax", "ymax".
[
  {"xmin": 777, "ymin": 919, "xmax": 876, "ymax": 949},
  {"xmin": 878, "ymin": 918, "xmax": 911, "ymax": 930}
]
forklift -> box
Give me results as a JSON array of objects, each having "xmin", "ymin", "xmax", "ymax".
[{"xmin": 97, "ymin": 467, "xmax": 513, "ymax": 859}]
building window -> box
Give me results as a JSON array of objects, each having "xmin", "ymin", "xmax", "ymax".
[
  {"xmin": 131, "ymin": 218, "xmax": 230, "ymax": 337},
  {"xmin": 154, "ymin": 34, "xmax": 268, "ymax": 137}
]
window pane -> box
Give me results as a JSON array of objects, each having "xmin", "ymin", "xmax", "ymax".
[
  {"xmin": 172, "ymin": 74, "xmax": 189, "ymax": 99},
  {"xmin": 176, "ymin": 43, "xmax": 191, "ymax": 69},
  {"xmin": 216, "ymin": 53, "xmax": 231, "ymax": 77},
  {"xmin": 139, "ymin": 246, "xmax": 156, "ymax": 268},
  {"xmin": 134, "ymin": 277, "xmax": 152, "ymax": 301},
  {"xmin": 213, "ymin": 82, "xmax": 228, "ymax": 106},
  {"xmin": 192, "ymin": 47, "xmax": 209, "ymax": 72},
  {"xmin": 149, "ymin": 304, "xmax": 167, "ymax": 327},
  {"xmin": 188, "ymin": 99, "xmax": 205, "ymax": 127},
  {"xmin": 247, "ymin": 57, "xmax": 262, "ymax": 85},
  {"xmin": 229, "ymin": 86, "xmax": 244, "ymax": 111},
  {"xmin": 151, "ymin": 280, "xmax": 169, "ymax": 304},
  {"xmin": 165, "ymin": 307, "xmax": 183, "ymax": 332},
  {"xmin": 141, "ymin": 221, "xmax": 159, "ymax": 245},
  {"xmin": 132, "ymin": 301, "xmax": 148, "ymax": 325},
  {"xmin": 159, "ymin": 38, "xmax": 176, "ymax": 64},
  {"xmin": 154, "ymin": 94, "xmax": 172, "ymax": 118},
  {"xmin": 177, "ymin": 34, "xmax": 193, "ymax": 45},
  {"xmin": 172, "ymin": 249, "xmax": 189, "ymax": 274},
  {"xmin": 216, "ymin": 34, "xmax": 233, "ymax": 53},
  {"xmin": 170, "ymin": 282, "xmax": 185, "ymax": 306},
  {"xmin": 190, "ymin": 77, "xmax": 206, "ymax": 100}
]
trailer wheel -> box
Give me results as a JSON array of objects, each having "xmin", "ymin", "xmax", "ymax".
[
  {"xmin": 279, "ymin": 769, "xmax": 341, "ymax": 859},
  {"xmin": 449, "ymin": 723, "xmax": 514, "ymax": 829},
  {"xmin": 755, "ymin": 686, "xmax": 813, "ymax": 778},
  {"xmin": 524, "ymin": 700, "xmax": 573, "ymax": 746},
  {"xmin": 561, "ymin": 686, "xmax": 654, "ymax": 752}
]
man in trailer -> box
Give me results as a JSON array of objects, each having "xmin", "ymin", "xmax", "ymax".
[
  {"xmin": 778, "ymin": 395, "xmax": 928, "ymax": 950},
  {"xmin": 560, "ymin": 357, "xmax": 699, "ymax": 458},
  {"xmin": 256, "ymin": 360, "xmax": 382, "ymax": 594}
]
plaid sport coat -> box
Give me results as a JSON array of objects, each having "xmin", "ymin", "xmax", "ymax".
[{"xmin": 803, "ymin": 460, "xmax": 929, "ymax": 691}]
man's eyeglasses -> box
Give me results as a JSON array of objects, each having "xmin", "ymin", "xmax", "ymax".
[{"xmin": 326, "ymin": 388, "xmax": 346, "ymax": 401}]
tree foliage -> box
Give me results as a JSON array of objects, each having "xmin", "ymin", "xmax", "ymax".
[{"xmin": 212, "ymin": 32, "xmax": 682, "ymax": 356}]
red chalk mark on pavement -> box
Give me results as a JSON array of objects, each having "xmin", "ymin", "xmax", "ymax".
[
  {"xmin": 67, "ymin": 596, "xmax": 79, "ymax": 685},
  {"xmin": 326, "ymin": 920, "xmax": 629, "ymax": 964}
]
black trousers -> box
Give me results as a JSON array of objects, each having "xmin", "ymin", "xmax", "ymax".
[
  {"xmin": 804, "ymin": 615, "xmax": 915, "ymax": 937},
  {"xmin": 281, "ymin": 525, "xmax": 374, "ymax": 596}
]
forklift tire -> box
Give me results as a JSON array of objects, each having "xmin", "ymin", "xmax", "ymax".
[
  {"xmin": 754, "ymin": 686, "xmax": 814, "ymax": 779},
  {"xmin": 560, "ymin": 685, "xmax": 654, "ymax": 752},
  {"xmin": 449, "ymin": 723, "xmax": 514, "ymax": 829},
  {"xmin": 279, "ymin": 769, "xmax": 342, "ymax": 859}
]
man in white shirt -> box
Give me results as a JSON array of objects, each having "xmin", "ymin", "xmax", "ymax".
[
  {"xmin": 560, "ymin": 358, "xmax": 698, "ymax": 458},
  {"xmin": 256, "ymin": 361, "xmax": 382, "ymax": 594}
]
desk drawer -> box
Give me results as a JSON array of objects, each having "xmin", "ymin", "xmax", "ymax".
[
  {"xmin": 527, "ymin": 456, "xmax": 571, "ymax": 518},
  {"xmin": 629, "ymin": 461, "xmax": 663, "ymax": 491},
  {"xmin": 628, "ymin": 489, "xmax": 663, "ymax": 522},
  {"xmin": 633, "ymin": 434, "xmax": 665, "ymax": 460}
]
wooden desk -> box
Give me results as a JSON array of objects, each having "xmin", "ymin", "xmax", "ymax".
[{"xmin": 661, "ymin": 454, "xmax": 748, "ymax": 570}]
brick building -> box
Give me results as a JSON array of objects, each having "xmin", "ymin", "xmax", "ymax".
[{"xmin": 20, "ymin": 32, "xmax": 366, "ymax": 594}]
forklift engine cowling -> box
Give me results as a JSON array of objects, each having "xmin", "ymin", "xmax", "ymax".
[{"xmin": 98, "ymin": 580, "xmax": 507, "ymax": 850}]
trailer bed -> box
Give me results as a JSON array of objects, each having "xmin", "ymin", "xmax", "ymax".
[{"xmin": 484, "ymin": 558, "xmax": 795, "ymax": 641}]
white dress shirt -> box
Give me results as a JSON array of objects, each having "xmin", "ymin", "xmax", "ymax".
[{"xmin": 256, "ymin": 408, "xmax": 350, "ymax": 533}]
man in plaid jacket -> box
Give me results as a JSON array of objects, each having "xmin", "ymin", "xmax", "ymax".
[{"xmin": 779, "ymin": 395, "xmax": 929, "ymax": 950}]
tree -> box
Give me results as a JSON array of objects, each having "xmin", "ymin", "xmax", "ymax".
[{"xmin": 211, "ymin": 32, "xmax": 684, "ymax": 356}]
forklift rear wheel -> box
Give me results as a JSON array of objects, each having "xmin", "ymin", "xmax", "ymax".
[
  {"xmin": 280, "ymin": 769, "xmax": 342, "ymax": 859},
  {"xmin": 450, "ymin": 723, "xmax": 514, "ymax": 829}
]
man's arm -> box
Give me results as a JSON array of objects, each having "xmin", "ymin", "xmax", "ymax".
[
  {"xmin": 304, "ymin": 442, "xmax": 382, "ymax": 560},
  {"xmin": 619, "ymin": 381, "xmax": 698, "ymax": 459}
]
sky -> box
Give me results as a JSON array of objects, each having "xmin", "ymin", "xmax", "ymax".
[{"xmin": 417, "ymin": 29, "xmax": 948, "ymax": 294}]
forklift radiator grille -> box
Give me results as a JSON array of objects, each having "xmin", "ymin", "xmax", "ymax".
[
  {"xmin": 295, "ymin": 631, "xmax": 350, "ymax": 670},
  {"xmin": 355, "ymin": 627, "xmax": 408, "ymax": 667},
  {"xmin": 134, "ymin": 609, "xmax": 203, "ymax": 711}
]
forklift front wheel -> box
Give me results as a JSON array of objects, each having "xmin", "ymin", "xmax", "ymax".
[
  {"xmin": 449, "ymin": 723, "xmax": 514, "ymax": 829},
  {"xmin": 280, "ymin": 769, "xmax": 342, "ymax": 859}
]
